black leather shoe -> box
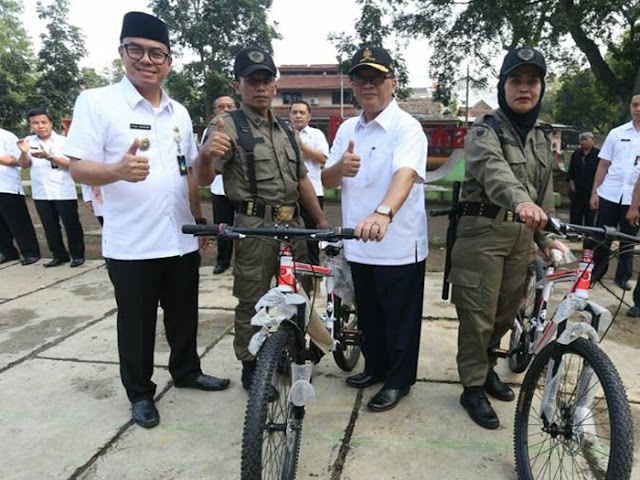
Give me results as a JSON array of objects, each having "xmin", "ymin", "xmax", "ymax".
[
  {"xmin": 241, "ymin": 361, "xmax": 256, "ymax": 390},
  {"xmin": 70, "ymin": 258, "xmax": 85, "ymax": 268},
  {"xmin": 175, "ymin": 373, "xmax": 230, "ymax": 391},
  {"xmin": 484, "ymin": 369, "xmax": 515, "ymax": 402},
  {"xmin": 460, "ymin": 387, "xmax": 500, "ymax": 429},
  {"xmin": 615, "ymin": 279, "xmax": 632, "ymax": 291},
  {"xmin": 213, "ymin": 261, "xmax": 230, "ymax": 274},
  {"xmin": 20, "ymin": 256, "xmax": 40, "ymax": 266},
  {"xmin": 367, "ymin": 387, "xmax": 410, "ymax": 412},
  {"xmin": 346, "ymin": 372, "xmax": 383, "ymax": 389},
  {"xmin": 0, "ymin": 253, "xmax": 19, "ymax": 264},
  {"xmin": 44, "ymin": 258, "xmax": 69, "ymax": 268},
  {"xmin": 131, "ymin": 399, "xmax": 160, "ymax": 428}
]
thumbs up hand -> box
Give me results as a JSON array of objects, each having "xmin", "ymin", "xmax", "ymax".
[
  {"xmin": 118, "ymin": 139, "xmax": 150, "ymax": 182},
  {"xmin": 202, "ymin": 118, "xmax": 232, "ymax": 159},
  {"xmin": 340, "ymin": 140, "xmax": 361, "ymax": 177}
]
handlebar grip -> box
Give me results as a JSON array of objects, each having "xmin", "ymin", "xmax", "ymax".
[
  {"xmin": 337, "ymin": 227, "xmax": 356, "ymax": 239},
  {"xmin": 182, "ymin": 224, "xmax": 215, "ymax": 235}
]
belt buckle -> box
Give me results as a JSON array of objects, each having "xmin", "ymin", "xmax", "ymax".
[
  {"xmin": 506, "ymin": 211, "xmax": 514, "ymax": 222},
  {"xmin": 276, "ymin": 205, "xmax": 294, "ymax": 222}
]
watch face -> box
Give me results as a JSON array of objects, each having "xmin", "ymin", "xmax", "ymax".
[{"xmin": 376, "ymin": 205, "xmax": 392, "ymax": 217}]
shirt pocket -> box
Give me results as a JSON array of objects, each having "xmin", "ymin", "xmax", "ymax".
[{"xmin": 249, "ymin": 143, "xmax": 276, "ymax": 183}]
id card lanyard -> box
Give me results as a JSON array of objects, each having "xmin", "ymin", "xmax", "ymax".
[{"xmin": 174, "ymin": 126, "xmax": 188, "ymax": 176}]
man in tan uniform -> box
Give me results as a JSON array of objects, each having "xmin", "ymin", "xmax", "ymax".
[
  {"xmin": 449, "ymin": 47, "xmax": 567, "ymax": 429},
  {"xmin": 196, "ymin": 46, "xmax": 328, "ymax": 389}
]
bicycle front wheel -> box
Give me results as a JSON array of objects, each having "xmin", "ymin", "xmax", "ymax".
[
  {"xmin": 331, "ymin": 295, "xmax": 361, "ymax": 371},
  {"xmin": 509, "ymin": 258, "xmax": 544, "ymax": 373},
  {"xmin": 241, "ymin": 327, "xmax": 303, "ymax": 480},
  {"xmin": 514, "ymin": 337, "xmax": 634, "ymax": 480}
]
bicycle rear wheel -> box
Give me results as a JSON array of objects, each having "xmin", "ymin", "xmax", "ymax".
[
  {"xmin": 241, "ymin": 327, "xmax": 303, "ymax": 480},
  {"xmin": 514, "ymin": 337, "xmax": 634, "ymax": 480},
  {"xmin": 509, "ymin": 258, "xmax": 544, "ymax": 373},
  {"xmin": 331, "ymin": 295, "xmax": 361, "ymax": 371}
]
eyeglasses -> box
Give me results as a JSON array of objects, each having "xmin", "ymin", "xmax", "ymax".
[
  {"xmin": 244, "ymin": 74, "xmax": 276, "ymax": 87},
  {"xmin": 121, "ymin": 43, "xmax": 171, "ymax": 65},
  {"xmin": 350, "ymin": 73, "xmax": 394, "ymax": 87}
]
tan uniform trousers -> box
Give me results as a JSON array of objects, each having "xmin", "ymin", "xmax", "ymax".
[
  {"xmin": 231, "ymin": 212, "xmax": 310, "ymax": 361},
  {"xmin": 449, "ymin": 216, "xmax": 533, "ymax": 387}
]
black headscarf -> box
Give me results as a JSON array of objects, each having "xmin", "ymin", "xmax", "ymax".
[{"xmin": 497, "ymin": 47, "xmax": 547, "ymax": 145}]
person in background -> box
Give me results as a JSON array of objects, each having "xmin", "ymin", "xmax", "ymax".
[
  {"xmin": 17, "ymin": 108, "xmax": 85, "ymax": 268},
  {"xmin": 589, "ymin": 92, "xmax": 640, "ymax": 291},
  {"xmin": 289, "ymin": 100, "xmax": 329, "ymax": 266},
  {"xmin": 322, "ymin": 46, "xmax": 428, "ymax": 413},
  {"xmin": 81, "ymin": 184, "xmax": 104, "ymax": 226},
  {"xmin": 0, "ymin": 126, "xmax": 41, "ymax": 265},
  {"xmin": 567, "ymin": 131, "xmax": 600, "ymax": 228},
  {"xmin": 64, "ymin": 11, "xmax": 229, "ymax": 429}
]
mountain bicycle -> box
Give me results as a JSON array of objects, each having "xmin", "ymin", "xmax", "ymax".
[
  {"xmin": 505, "ymin": 218, "xmax": 635, "ymax": 480},
  {"xmin": 183, "ymin": 223, "xmax": 356, "ymax": 480}
]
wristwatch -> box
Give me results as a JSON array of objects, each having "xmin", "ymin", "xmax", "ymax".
[{"xmin": 374, "ymin": 204, "xmax": 393, "ymax": 222}]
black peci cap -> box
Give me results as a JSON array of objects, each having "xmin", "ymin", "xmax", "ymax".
[
  {"xmin": 120, "ymin": 11, "xmax": 170, "ymax": 50},
  {"xmin": 499, "ymin": 47, "xmax": 546, "ymax": 78},
  {"xmin": 348, "ymin": 46, "xmax": 394, "ymax": 75},
  {"xmin": 234, "ymin": 47, "xmax": 277, "ymax": 78}
]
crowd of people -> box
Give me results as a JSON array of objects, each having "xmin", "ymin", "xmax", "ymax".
[{"xmin": 2, "ymin": 10, "xmax": 639, "ymax": 433}]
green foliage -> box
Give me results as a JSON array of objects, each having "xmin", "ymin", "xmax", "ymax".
[
  {"xmin": 150, "ymin": 0, "xmax": 280, "ymax": 125},
  {"xmin": 81, "ymin": 68, "xmax": 109, "ymax": 89},
  {"xmin": 383, "ymin": 0, "xmax": 640, "ymax": 116},
  {"xmin": 31, "ymin": 0, "xmax": 86, "ymax": 126},
  {"xmin": 329, "ymin": 0, "xmax": 412, "ymax": 101}
]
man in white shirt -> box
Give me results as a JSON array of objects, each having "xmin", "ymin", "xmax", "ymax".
[
  {"xmin": 17, "ymin": 108, "xmax": 85, "ymax": 267},
  {"xmin": 589, "ymin": 92, "xmax": 640, "ymax": 289},
  {"xmin": 322, "ymin": 46, "xmax": 428, "ymax": 413},
  {"xmin": 0, "ymin": 127, "xmax": 40, "ymax": 265},
  {"xmin": 289, "ymin": 100, "xmax": 329, "ymax": 265},
  {"xmin": 63, "ymin": 11, "xmax": 229, "ymax": 429}
]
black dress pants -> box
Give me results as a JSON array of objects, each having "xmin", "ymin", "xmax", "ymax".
[
  {"xmin": 106, "ymin": 251, "xmax": 202, "ymax": 403},
  {"xmin": 592, "ymin": 197, "xmax": 638, "ymax": 284},
  {"xmin": 34, "ymin": 199, "xmax": 84, "ymax": 260},
  {"xmin": 0, "ymin": 193, "xmax": 40, "ymax": 259},
  {"xmin": 210, "ymin": 193, "xmax": 234, "ymax": 265},
  {"xmin": 569, "ymin": 189, "xmax": 596, "ymax": 227},
  {"xmin": 300, "ymin": 196, "xmax": 324, "ymax": 266},
  {"xmin": 350, "ymin": 259, "xmax": 426, "ymax": 389}
]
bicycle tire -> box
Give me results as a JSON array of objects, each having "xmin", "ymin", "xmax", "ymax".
[
  {"xmin": 514, "ymin": 337, "xmax": 634, "ymax": 480},
  {"xmin": 241, "ymin": 327, "xmax": 303, "ymax": 480},
  {"xmin": 331, "ymin": 295, "xmax": 361, "ymax": 371},
  {"xmin": 509, "ymin": 258, "xmax": 544, "ymax": 373}
]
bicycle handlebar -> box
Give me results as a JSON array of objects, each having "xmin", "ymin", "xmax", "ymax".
[
  {"xmin": 546, "ymin": 218, "xmax": 640, "ymax": 243},
  {"xmin": 182, "ymin": 223, "xmax": 357, "ymax": 241}
]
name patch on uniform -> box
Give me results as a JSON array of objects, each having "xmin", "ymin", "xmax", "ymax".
[
  {"xmin": 130, "ymin": 123, "xmax": 151, "ymax": 130},
  {"xmin": 621, "ymin": 138, "xmax": 631, "ymax": 142},
  {"xmin": 473, "ymin": 127, "xmax": 487, "ymax": 139}
]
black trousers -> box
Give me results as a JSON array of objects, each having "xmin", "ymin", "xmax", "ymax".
[
  {"xmin": 300, "ymin": 196, "xmax": 323, "ymax": 266},
  {"xmin": 569, "ymin": 190, "xmax": 596, "ymax": 227},
  {"xmin": 0, "ymin": 193, "xmax": 40, "ymax": 259},
  {"xmin": 350, "ymin": 260, "xmax": 426, "ymax": 389},
  {"xmin": 106, "ymin": 251, "xmax": 202, "ymax": 402},
  {"xmin": 210, "ymin": 193, "xmax": 234, "ymax": 265},
  {"xmin": 34, "ymin": 199, "xmax": 84, "ymax": 260},
  {"xmin": 592, "ymin": 197, "xmax": 638, "ymax": 284}
]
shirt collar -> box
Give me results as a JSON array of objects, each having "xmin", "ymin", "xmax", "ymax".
[
  {"xmin": 240, "ymin": 103, "xmax": 279, "ymax": 129},
  {"xmin": 120, "ymin": 76, "xmax": 173, "ymax": 114},
  {"xmin": 355, "ymin": 99, "xmax": 399, "ymax": 132}
]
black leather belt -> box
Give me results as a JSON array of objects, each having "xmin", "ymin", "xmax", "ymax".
[
  {"xmin": 236, "ymin": 200, "xmax": 299, "ymax": 222},
  {"xmin": 458, "ymin": 202, "xmax": 516, "ymax": 222}
]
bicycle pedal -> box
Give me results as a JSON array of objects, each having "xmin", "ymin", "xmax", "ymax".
[{"xmin": 489, "ymin": 348, "xmax": 510, "ymax": 358}]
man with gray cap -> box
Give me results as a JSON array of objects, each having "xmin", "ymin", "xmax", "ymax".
[
  {"xmin": 322, "ymin": 46, "xmax": 428, "ymax": 413},
  {"xmin": 196, "ymin": 46, "xmax": 329, "ymax": 390},
  {"xmin": 449, "ymin": 47, "xmax": 567, "ymax": 429},
  {"xmin": 64, "ymin": 11, "xmax": 230, "ymax": 429},
  {"xmin": 567, "ymin": 131, "xmax": 599, "ymax": 227}
]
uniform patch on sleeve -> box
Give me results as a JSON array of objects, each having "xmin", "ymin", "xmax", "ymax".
[{"xmin": 473, "ymin": 127, "xmax": 487, "ymax": 140}]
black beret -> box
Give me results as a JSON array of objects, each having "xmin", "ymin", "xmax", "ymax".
[
  {"xmin": 499, "ymin": 47, "xmax": 546, "ymax": 77},
  {"xmin": 234, "ymin": 47, "xmax": 277, "ymax": 77},
  {"xmin": 120, "ymin": 12, "xmax": 170, "ymax": 50}
]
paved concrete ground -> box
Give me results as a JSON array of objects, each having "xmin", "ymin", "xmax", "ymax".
[{"xmin": 1, "ymin": 258, "xmax": 639, "ymax": 479}]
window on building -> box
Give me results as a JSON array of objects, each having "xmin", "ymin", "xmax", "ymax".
[
  {"xmin": 282, "ymin": 91, "xmax": 303, "ymax": 104},
  {"xmin": 332, "ymin": 90, "xmax": 353, "ymax": 104}
]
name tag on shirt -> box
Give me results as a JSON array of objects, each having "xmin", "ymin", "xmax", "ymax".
[
  {"xmin": 621, "ymin": 138, "xmax": 631, "ymax": 142},
  {"xmin": 177, "ymin": 155, "xmax": 188, "ymax": 176},
  {"xmin": 130, "ymin": 123, "xmax": 151, "ymax": 130}
]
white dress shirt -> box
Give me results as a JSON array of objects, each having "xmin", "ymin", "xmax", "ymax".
[
  {"xmin": 326, "ymin": 99, "xmax": 428, "ymax": 265},
  {"xmin": 596, "ymin": 121, "xmax": 640, "ymax": 204},
  {"xmin": 299, "ymin": 125, "xmax": 329, "ymax": 196},
  {"xmin": 63, "ymin": 76, "xmax": 199, "ymax": 260},
  {"xmin": 0, "ymin": 128, "xmax": 23, "ymax": 195},
  {"xmin": 26, "ymin": 131, "xmax": 78, "ymax": 200}
]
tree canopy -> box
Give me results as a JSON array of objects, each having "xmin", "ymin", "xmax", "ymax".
[{"xmin": 150, "ymin": 0, "xmax": 280, "ymax": 125}]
